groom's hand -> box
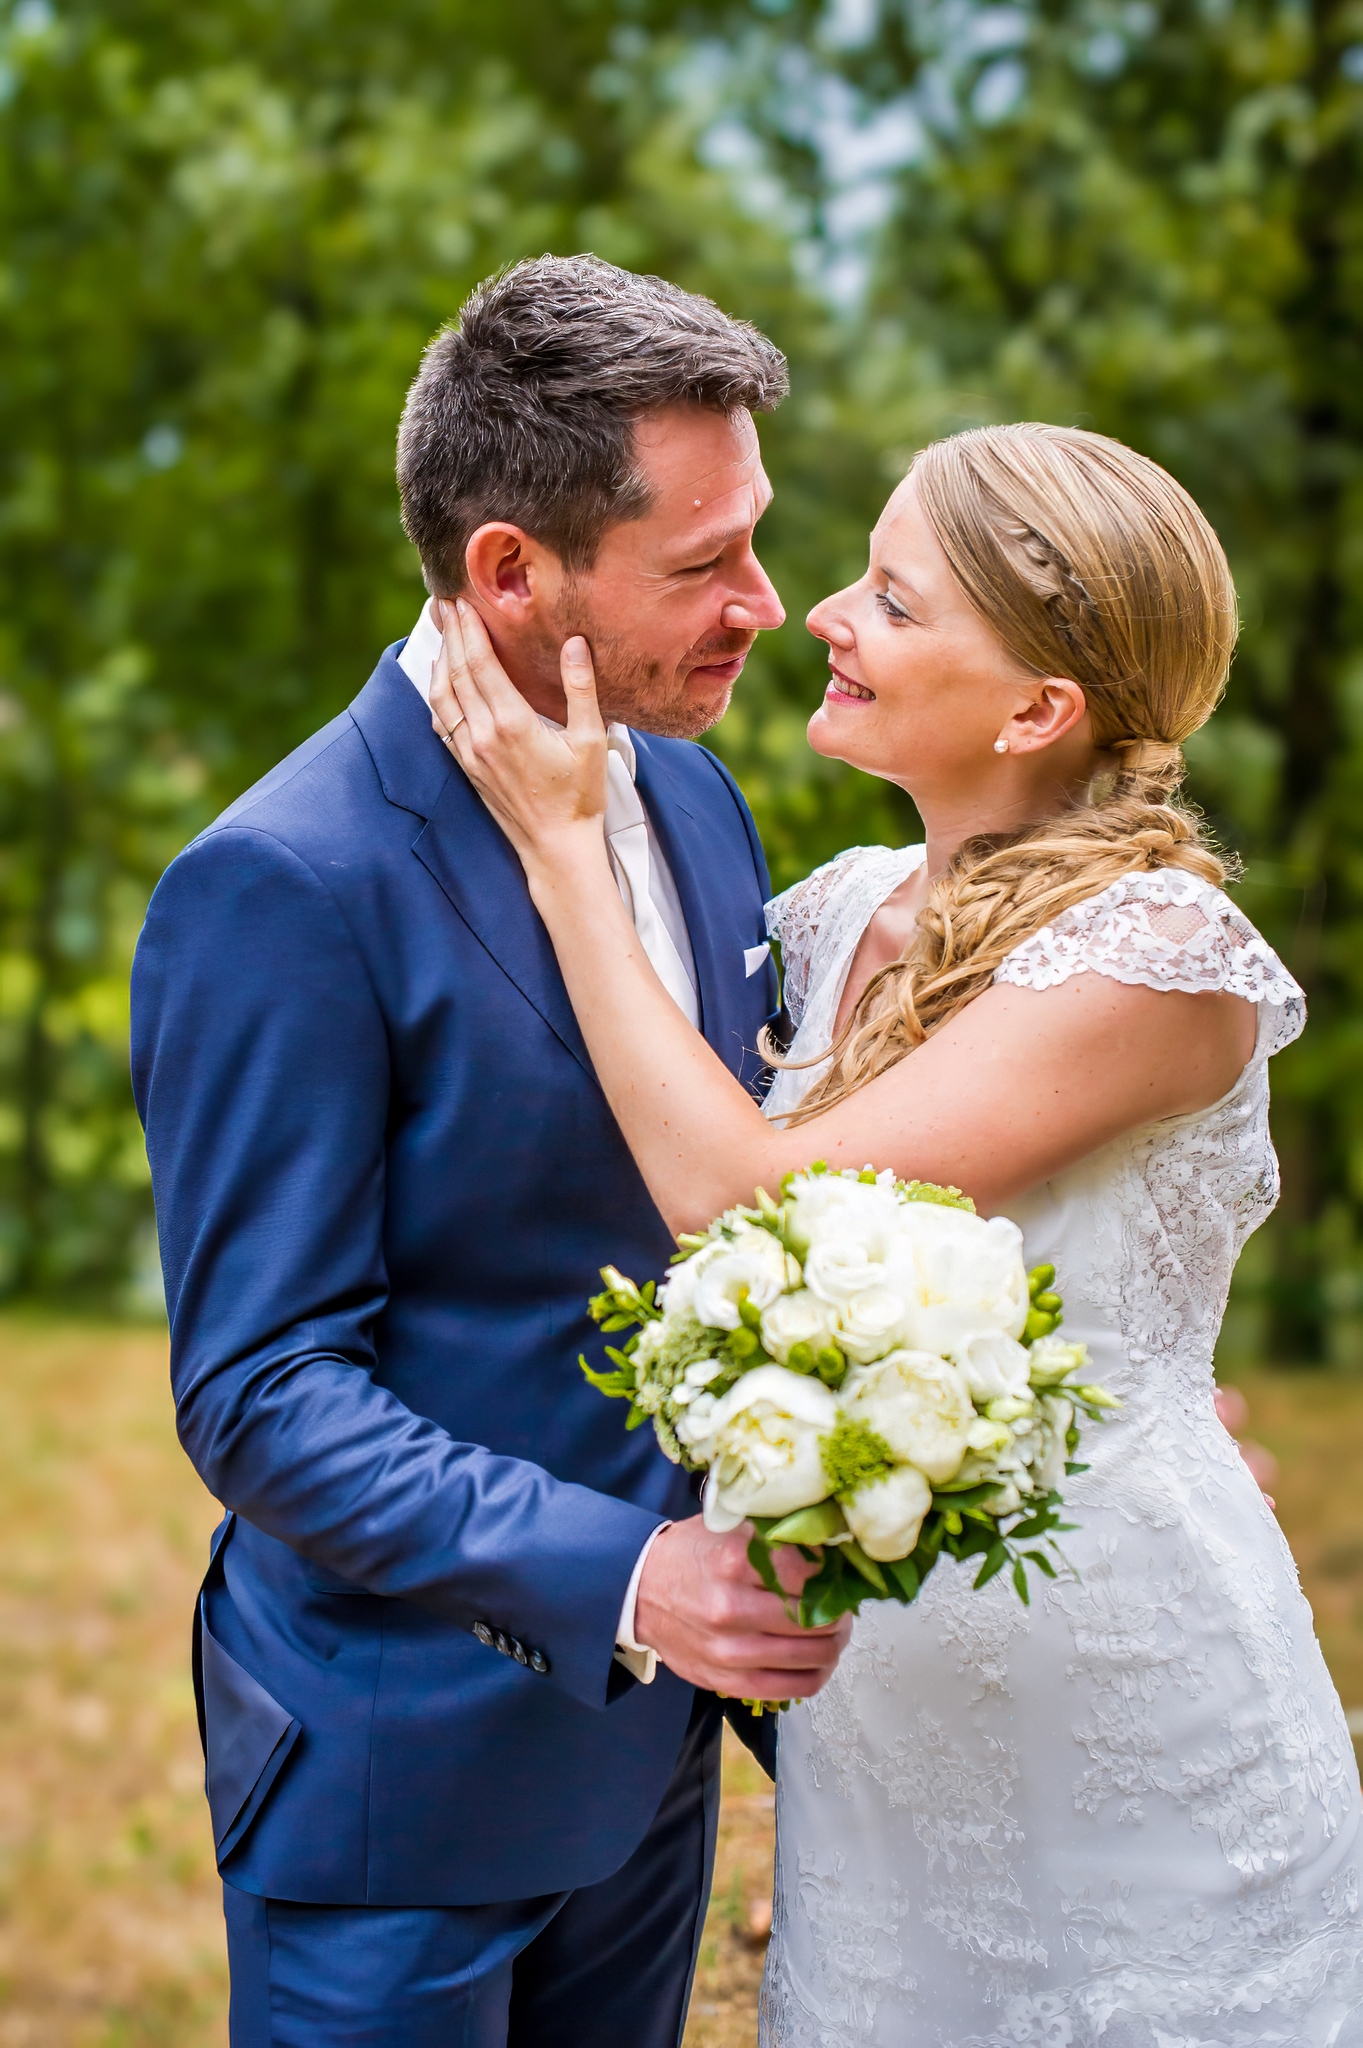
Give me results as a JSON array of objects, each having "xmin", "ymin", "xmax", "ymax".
[{"xmin": 633, "ymin": 1518, "xmax": 852, "ymax": 1699}]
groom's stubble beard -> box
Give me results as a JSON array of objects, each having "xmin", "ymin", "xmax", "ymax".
[{"xmin": 552, "ymin": 584, "xmax": 756, "ymax": 740}]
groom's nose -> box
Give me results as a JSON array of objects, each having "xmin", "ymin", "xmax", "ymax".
[{"xmin": 720, "ymin": 551, "xmax": 785, "ymax": 635}]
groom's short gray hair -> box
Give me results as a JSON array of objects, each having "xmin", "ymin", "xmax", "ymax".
[{"xmin": 397, "ymin": 254, "xmax": 788, "ymax": 594}]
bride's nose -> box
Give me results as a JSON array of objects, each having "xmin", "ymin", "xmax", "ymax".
[{"xmin": 807, "ymin": 591, "xmax": 855, "ymax": 647}]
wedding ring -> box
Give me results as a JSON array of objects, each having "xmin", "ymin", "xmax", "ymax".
[{"xmin": 440, "ymin": 713, "xmax": 465, "ymax": 745}]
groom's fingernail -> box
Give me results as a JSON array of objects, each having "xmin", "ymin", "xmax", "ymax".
[{"xmin": 455, "ymin": 598, "xmax": 468, "ymax": 616}]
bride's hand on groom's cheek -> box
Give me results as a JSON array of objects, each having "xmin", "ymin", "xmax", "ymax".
[
  {"xmin": 632, "ymin": 1517, "xmax": 852, "ymax": 1701},
  {"xmin": 427, "ymin": 598, "xmax": 609, "ymax": 862}
]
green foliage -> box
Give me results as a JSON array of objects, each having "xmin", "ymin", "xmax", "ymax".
[
  {"xmin": 6, "ymin": 0, "xmax": 1363, "ymax": 1347},
  {"xmin": 0, "ymin": 0, "xmax": 874, "ymax": 1302},
  {"xmin": 727, "ymin": 0, "xmax": 1363, "ymax": 1360}
]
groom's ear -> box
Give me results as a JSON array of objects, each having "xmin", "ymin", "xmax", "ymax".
[{"xmin": 463, "ymin": 522, "xmax": 567, "ymax": 625}]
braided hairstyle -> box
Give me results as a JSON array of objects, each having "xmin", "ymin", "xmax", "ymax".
[{"xmin": 783, "ymin": 422, "xmax": 1238, "ymax": 1127}]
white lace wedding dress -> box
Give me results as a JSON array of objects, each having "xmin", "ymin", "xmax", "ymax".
[{"xmin": 758, "ymin": 845, "xmax": 1363, "ymax": 2048}]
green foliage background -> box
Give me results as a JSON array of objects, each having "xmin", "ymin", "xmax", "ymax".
[{"xmin": 2, "ymin": 0, "xmax": 1361, "ymax": 1362}]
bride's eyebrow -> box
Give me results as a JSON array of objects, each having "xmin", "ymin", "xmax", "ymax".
[{"xmin": 880, "ymin": 563, "xmax": 926, "ymax": 605}]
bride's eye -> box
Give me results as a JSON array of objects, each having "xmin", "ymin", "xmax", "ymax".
[{"xmin": 875, "ymin": 592, "xmax": 912, "ymax": 625}]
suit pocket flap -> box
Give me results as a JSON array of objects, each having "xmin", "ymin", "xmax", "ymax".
[{"xmin": 200, "ymin": 1603, "xmax": 302, "ymax": 1860}]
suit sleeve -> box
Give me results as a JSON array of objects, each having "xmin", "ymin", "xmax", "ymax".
[{"xmin": 131, "ymin": 826, "xmax": 660, "ymax": 1712}]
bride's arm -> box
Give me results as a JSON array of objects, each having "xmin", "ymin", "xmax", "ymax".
[{"xmin": 434, "ymin": 603, "xmax": 1253, "ymax": 1233}]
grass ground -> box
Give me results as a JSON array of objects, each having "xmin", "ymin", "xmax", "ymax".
[{"xmin": 0, "ymin": 1319, "xmax": 1358, "ymax": 2047}]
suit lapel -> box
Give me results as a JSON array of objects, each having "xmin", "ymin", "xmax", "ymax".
[{"xmin": 350, "ymin": 650, "xmax": 592, "ymax": 1076}]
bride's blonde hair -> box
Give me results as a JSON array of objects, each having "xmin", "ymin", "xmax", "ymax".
[{"xmin": 782, "ymin": 421, "xmax": 1238, "ymax": 1126}]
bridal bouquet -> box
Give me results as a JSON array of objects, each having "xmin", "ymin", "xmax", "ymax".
[{"xmin": 583, "ymin": 1165, "xmax": 1116, "ymax": 1634}]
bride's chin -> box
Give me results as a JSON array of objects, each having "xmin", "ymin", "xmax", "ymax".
[{"xmin": 807, "ymin": 703, "xmax": 869, "ymax": 762}]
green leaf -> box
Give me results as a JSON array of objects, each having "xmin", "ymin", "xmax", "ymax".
[
  {"xmin": 746, "ymin": 1533, "xmax": 788, "ymax": 1603},
  {"xmin": 799, "ymin": 1554, "xmax": 871, "ymax": 1627},
  {"xmin": 839, "ymin": 1540, "xmax": 888, "ymax": 1592},
  {"xmin": 1012, "ymin": 1558, "xmax": 1031, "ymax": 1606},
  {"xmin": 765, "ymin": 1500, "xmax": 849, "ymax": 1546},
  {"xmin": 1025, "ymin": 1549, "xmax": 1058, "ymax": 1578},
  {"xmin": 973, "ymin": 1542, "xmax": 1007, "ymax": 1589},
  {"xmin": 882, "ymin": 1554, "xmax": 920, "ymax": 1601}
]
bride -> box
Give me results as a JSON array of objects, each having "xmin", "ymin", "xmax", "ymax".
[{"xmin": 429, "ymin": 422, "xmax": 1363, "ymax": 2045}]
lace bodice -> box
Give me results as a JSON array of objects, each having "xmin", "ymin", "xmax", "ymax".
[
  {"xmin": 764, "ymin": 844, "xmax": 925, "ymax": 1123},
  {"xmin": 759, "ymin": 848, "xmax": 1362, "ymax": 2048}
]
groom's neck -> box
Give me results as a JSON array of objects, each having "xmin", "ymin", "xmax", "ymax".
[{"xmin": 473, "ymin": 605, "xmax": 570, "ymax": 724}]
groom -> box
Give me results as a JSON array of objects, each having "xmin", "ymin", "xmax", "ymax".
[{"xmin": 131, "ymin": 255, "xmax": 849, "ymax": 2046}]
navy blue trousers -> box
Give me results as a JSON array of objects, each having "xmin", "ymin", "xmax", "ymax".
[{"xmin": 223, "ymin": 1693, "xmax": 722, "ymax": 2047}]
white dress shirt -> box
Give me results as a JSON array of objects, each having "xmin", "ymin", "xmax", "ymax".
[{"xmin": 399, "ymin": 599, "xmax": 687, "ymax": 1680}]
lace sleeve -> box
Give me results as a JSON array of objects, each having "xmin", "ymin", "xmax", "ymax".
[{"xmin": 994, "ymin": 868, "xmax": 1306, "ymax": 1058}]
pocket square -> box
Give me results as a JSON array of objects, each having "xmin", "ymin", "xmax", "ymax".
[{"xmin": 744, "ymin": 942, "xmax": 771, "ymax": 977}]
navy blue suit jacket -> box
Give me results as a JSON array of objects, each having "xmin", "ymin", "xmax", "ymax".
[{"xmin": 131, "ymin": 646, "xmax": 779, "ymax": 1906}]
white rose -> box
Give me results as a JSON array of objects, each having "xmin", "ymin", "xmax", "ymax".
[
  {"xmin": 803, "ymin": 1235, "xmax": 891, "ymax": 1305},
  {"xmin": 833, "ymin": 1286, "xmax": 911, "ymax": 1365},
  {"xmin": 840, "ymin": 1349, "xmax": 974, "ymax": 1484},
  {"xmin": 882, "ymin": 1205, "xmax": 1029, "ymax": 1357},
  {"xmin": 956, "ymin": 1328, "xmax": 1033, "ymax": 1404},
  {"xmin": 759, "ymin": 1289, "xmax": 837, "ymax": 1364},
  {"xmin": 699, "ymin": 1366, "xmax": 838, "ymax": 1531},
  {"xmin": 842, "ymin": 1463, "xmax": 932, "ymax": 1562},
  {"xmin": 691, "ymin": 1229, "xmax": 793, "ymax": 1331}
]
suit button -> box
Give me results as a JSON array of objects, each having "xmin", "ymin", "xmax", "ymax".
[
  {"xmin": 494, "ymin": 1630, "xmax": 511, "ymax": 1657},
  {"xmin": 473, "ymin": 1622, "xmax": 494, "ymax": 1647},
  {"xmin": 511, "ymin": 1639, "xmax": 529, "ymax": 1666},
  {"xmin": 529, "ymin": 1649, "xmax": 550, "ymax": 1675}
]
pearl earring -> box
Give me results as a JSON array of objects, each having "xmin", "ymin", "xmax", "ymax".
[{"xmin": 993, "ymin": 738, "xmax": 1008, "ymax": 754}]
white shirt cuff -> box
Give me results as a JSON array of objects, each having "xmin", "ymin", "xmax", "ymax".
[{"xmin": 614, "ymin": 1522, "xmax": 670, "ymax": 1685}]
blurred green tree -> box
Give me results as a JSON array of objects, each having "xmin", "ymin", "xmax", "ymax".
[
  {"xmin": 6, "ymin": 0, "xmax": 1363, "ymax": 1358},
  {"xmin": 0, "ymin": 0, "xmax": 897, "ymax": 1303},
  {"xmin": 724, "ymin": 0, "xmax": 1363, "ymax": 1362}
]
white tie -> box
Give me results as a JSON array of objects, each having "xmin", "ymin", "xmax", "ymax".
[{"xmin": 603, "ymin": 737, "xmax": 700, "ymax": 1027}]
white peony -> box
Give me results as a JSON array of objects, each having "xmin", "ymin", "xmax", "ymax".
[
  {"xmin": 842, "ymin": 1463, "xmax": 933, "ymax": 1562},
  {"xmin": 832, "ymin": 1286, "xmax": 911, "ymax": 1365},
  {"xmin": 689, "ymin": 1228, "xmax": 793, "ymax": 1331},
  {"xmin": 881, "ymin": 1205, "xmax": 1029, "ymax": 1358},
  {"xmin": 955, "ymin": 1328, "xmax": 1033, "ymax": 1404},
  {"xmin": 699, "ymin": 1366, "xmax": 838, "ymax": 1532},
  {"xmin": 786, "ymin": 1170, "xmax": 902, "ymax": 1239},
  {"xmin": 759, "ymin": 1288, "xmax": 837, "ymax": 1365},
  {"xmin": 839, "ymin": 1350, "xmax": 975, "ymax": 1484}
]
